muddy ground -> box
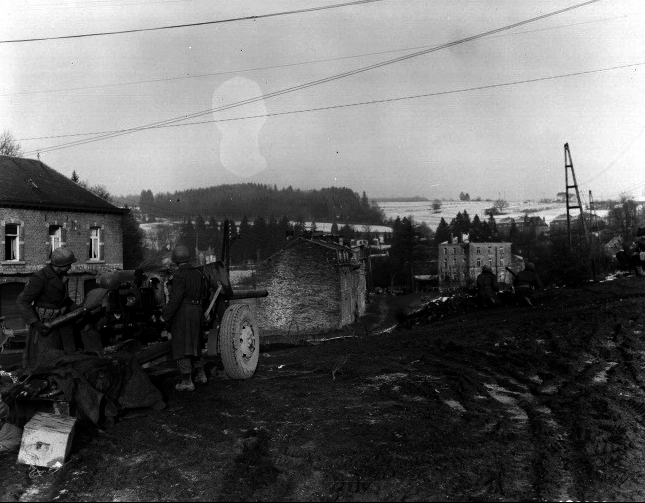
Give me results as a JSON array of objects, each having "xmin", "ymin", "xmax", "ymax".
[{"xmin": 3, "ymin": 274, "xmax": 645, "ymax": 501}]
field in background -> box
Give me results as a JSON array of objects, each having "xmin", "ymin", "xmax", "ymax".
[{"xmin": 376, "ymin": 199, "xmax": 609, "ymax": 231}]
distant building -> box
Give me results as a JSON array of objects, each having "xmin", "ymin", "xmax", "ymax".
[
  {"xmin": 253, "ymin": 238, "xmax": 366, "ymax": 338},
  {"xmin": 438, "ymin": 241, "xmax": 513, "ymax": 286},
  {"xmin": 0, "ymin": 156, "xmax": 128, "ymax": 330},
  {"xmin": 496, "ymin": 217, "xmax": 515, "ymax": 237}
]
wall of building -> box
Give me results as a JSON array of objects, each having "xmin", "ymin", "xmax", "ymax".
[
  {"xmin": 253, "ymin": 240, "xmax": 366, "ymax": 338},
  {"xmin": 438, "ymin": 242, "xmax": 513, "ymax": 286},
  {"xmin": 253, "ymin": 242, "xmax": 340, "ymax": 337}
]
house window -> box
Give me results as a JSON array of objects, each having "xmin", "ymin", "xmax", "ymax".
[
  {"xmin": 443, "ymin": 247, "xmax": 448, "ymax": 255},
  {"xmin": 476, "ymin": 258, "xmax": 481, "ymax": 267},
  {"xmin": 49, "ymin": 225, "xmax": 62, "ymax": 251},
  {"xmin": 443, "ymin": 259, "xmax": 447, "ymax": 270},
  {"xmin": 476, "ymin": 246, "xmax": 481, "ymax": 254},
  {"xmin": 500, "ymin": 258, "xmax": 504, "ymax": 266},
  {"xmin": 500, "ymin": 247, "xmax": 505, "ymax": 257},
  {"xmin": 89, "ymin": 227, "xmax": 102, "ymax": 260},
  {"xmin": 4, "ymin": 224, "xmax": 19, "ymax": 261},
  {"xmin": 488, "ymin": 246, "xmax": 492, "ymax": 254},
  {"xmin": 452, "ymin": 258, "xmax": 457, "ymax": 266},
  {"xmin": 452, "ymin": 247, "xmax": 456, "ymax": 254}
]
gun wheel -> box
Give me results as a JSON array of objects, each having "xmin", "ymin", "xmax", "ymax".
[{"xmin": 219, "ymin": 303, "xmax": 259, "ymax": 379}]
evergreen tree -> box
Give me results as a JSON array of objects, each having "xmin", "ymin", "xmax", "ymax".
[
  {"xmin": 488, "ymin": 214, "xmax": 498, "ymax": 240},
  {"xmin": 252, "ymin": 216, "xmax": 269, "ymax": 261},
  {"xmin": 122, "ymin": 207, "xmax": 145, "ymax": 269},
  {"xmin": 71, "ymin": 170, "xmax": 80, "ymax": 183},
  {"xmin": 470, "ymin": 214, "xmax": 483, "ymax": 241},
  {"xmin": 207, "ymin": 217, "xmax": 221, "ymax": 258},
  {"xmin": 178, "ymin": 218, "xmax": 196, "ymax": 258},
  {"xmin": 434, "ymin": 218, "xmax": 451, "ymax": 245},
  {"xmin": 390, "ymin": 216, "xmax": 431, "ymax": 292},
  {"xmin": 194, "ymin": 215, "xmax": 207, "ymax": 251},
  {"xmin": 237, "ymin": 216, "xmax": 252, "ymax": 264}
]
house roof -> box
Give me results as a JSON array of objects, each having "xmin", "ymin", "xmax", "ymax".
[{"xmin": 0, "ymin": 156, "xmax": 127, "ymax": 214}]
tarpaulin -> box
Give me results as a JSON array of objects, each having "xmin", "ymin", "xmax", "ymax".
[{"xmin": 27, "ymin": 351, "xmax": 165, "ymax": 426}]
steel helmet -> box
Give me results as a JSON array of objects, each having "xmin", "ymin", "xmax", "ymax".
[
  {"xmin": 482, "ymin": 264, "xmax": 492, "ymax": 273},
  {"xmin": 51, "ymin": 247, "xmax": 77, "ymax": 267},
  {"xmin": 171, "ymin": 245, "xmax": 190, "ymax": 264}
]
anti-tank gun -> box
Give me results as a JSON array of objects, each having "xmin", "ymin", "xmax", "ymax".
[{"xmin": 46, "ymin": 221, "xmax": 268, "ymax": 380}]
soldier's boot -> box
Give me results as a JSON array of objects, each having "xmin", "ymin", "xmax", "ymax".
[
  {"xmin": 175, "ymin": 374, "xmax": 195, "ymax": 392},
  {"xmin": 194, "ymin": 367, "xmax": 208, "ymax": 385},
  {"xmin": 634, "ymin": 265, "xmax": 645, "ymax": 277}
]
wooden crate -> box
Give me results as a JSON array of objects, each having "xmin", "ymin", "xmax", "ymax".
[{"xmin": 17, "ymin": 412, "xmax": 76, "ymax": 467}]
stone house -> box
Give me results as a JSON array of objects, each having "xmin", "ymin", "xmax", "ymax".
[
  {"xmin": 253, "ymin": 238, "xmax": 366, "ymax": 338},
  {"xmin": 438, "ymin": 241, "xmax": 513, "ymax": 286},
  {"xmin": 0, "ymin": 156, "xmax": 128, "ymax": 330}
]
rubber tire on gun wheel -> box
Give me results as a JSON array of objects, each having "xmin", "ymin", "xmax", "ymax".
[{"xmin": 219, "ymin": 303, "xmax": 260, "ymax": 379}]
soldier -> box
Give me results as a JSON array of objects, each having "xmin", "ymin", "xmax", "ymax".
[
  {"xmin": 476, "ymin": 264, "xmax": 500, "ymax": 307},
  {"xmin": 16, "ymin": 247, "xmax": 80, "ymax": 368},
  {"xmin": 160, "ymin": 245, "xmax": 209, "ymax": 392},
  {"xmin": 513, "ymin": 262, "xmax": 543, "ymax": 306}
]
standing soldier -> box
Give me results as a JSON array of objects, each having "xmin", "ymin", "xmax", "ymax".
[
  {"xmin": 16, "ymin": 247, "xmax": 80, "ymax": 368},
  {"xmin": 160, "ymin": 245, "xmax": 209, "ymax": 392},
  {"xmin": 476, "ymin": 264, "xmax": 501, "ymax": 307}
]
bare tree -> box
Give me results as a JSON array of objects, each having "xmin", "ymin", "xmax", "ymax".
[
  {"xmin": 494, "ymin": 199, "xmax": 509, "ymax": 214},
  {"xmin": 0, "ymin": 130, "xmax": 22, "ymax": 156}
]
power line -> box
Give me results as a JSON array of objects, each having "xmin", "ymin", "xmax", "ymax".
[
  {"xmin": 22, "ymin": 0, "xmax": 604, "ymax": 156},
  {"xmin": 19, "ymin": 61, "xmax": 644, "ymax": 142},
  {"xmin": 579, "ymin": 125, "xmax": 645, "ymax": 186},
  {"xmin": 0, "ymin": 0, "xmax": 387, "ymax": 44},
  {"xmin": 3, "ymin": 13, "xmax": 628, "ymax": 98}
]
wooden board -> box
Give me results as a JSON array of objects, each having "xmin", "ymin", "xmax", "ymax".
[{"xmin": 17, "ymin": 412, "xmax": 76, "ymax": 467}]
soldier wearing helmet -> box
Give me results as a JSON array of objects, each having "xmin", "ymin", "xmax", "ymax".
[
  {"xmin": 16, "ymin": 247, "xmax": 80, "ymax": 368},
  {"xmin": 160, "ymin": 245, "xmax": 210, "ymax": 392},
  {"xmin": 476, "ymin": 263, "xmax": 501, "ymax": 307},
  {"xmin": 513, "ymin": 262, "xmax": 543, "ymax": 306}
]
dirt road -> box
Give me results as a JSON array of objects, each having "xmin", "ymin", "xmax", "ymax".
[{"xmin": 3, "ymin": 275, "xmax": 645, "ymax": 501}]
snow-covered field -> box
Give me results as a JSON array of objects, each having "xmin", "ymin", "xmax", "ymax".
[
  {"xmin": 138, "ymin": 200, "xmax": 609, "ymax": 235},
  {"xmin": 376, "ymin": 200, "xmax": 608, "ymax": 231}
]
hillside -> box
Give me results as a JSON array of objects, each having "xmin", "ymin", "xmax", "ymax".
[{"xmin": 4, "ymin": 273, "xmax": 645, "ymax": 501}]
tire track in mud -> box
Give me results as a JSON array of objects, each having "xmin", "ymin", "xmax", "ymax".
[{"xmin": 399, "ymin": 290, "xmax": 645, "ymax": 501}]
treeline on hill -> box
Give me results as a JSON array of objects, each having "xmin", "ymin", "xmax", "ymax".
[
  {"xmin": 146, "ymin": 215, "xmax": 390, "ymax": 267},
  {"xmin": 137, "ymin": 184, "xmax": 385, "ymax": 224}
]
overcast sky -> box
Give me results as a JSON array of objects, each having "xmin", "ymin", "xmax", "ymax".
[{"xmin": 2, "ymin": 0, "xmax": 644, "ymax": 203}]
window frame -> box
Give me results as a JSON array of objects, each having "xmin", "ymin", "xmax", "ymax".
[{"xmin": 4, "ymin": 223, "xmax": 20, "ymax": 262}]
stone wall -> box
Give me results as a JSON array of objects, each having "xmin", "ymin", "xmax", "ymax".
[{"xmin": 254, "ymin": 241, "xmax": 344, "ymax": 337}]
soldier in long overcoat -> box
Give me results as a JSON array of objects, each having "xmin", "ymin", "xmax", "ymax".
[
  {"xmin": 476, "ymin": 264, "xmax": 500, "ymax": 307},
  {"xmin": 16, "ymin": 248, "xmax": 80, "ymax": 368},
  {"xmin": 161, "ymin": 245, "xmax": 209, "ymax": 392}
]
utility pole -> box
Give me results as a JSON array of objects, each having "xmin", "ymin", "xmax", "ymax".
[{"xmin": 564, "ymin": 143, "xmax": 589, "ymax": 248}]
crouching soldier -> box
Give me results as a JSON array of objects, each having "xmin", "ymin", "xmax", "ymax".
[
  {"xmin": 160, "ymin": 245, "xmax": 209, "ymax": 392},
  {"xmin": 513, "ymin": 262, "xmax": 543, "ymax": 306},
  {"xmin": 616, "ymin": 229, "xmax": 645, "ymax": 276},
  {"xmin": 17, "ymin": 248, "xmax": 80, "ymax": 368}
]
